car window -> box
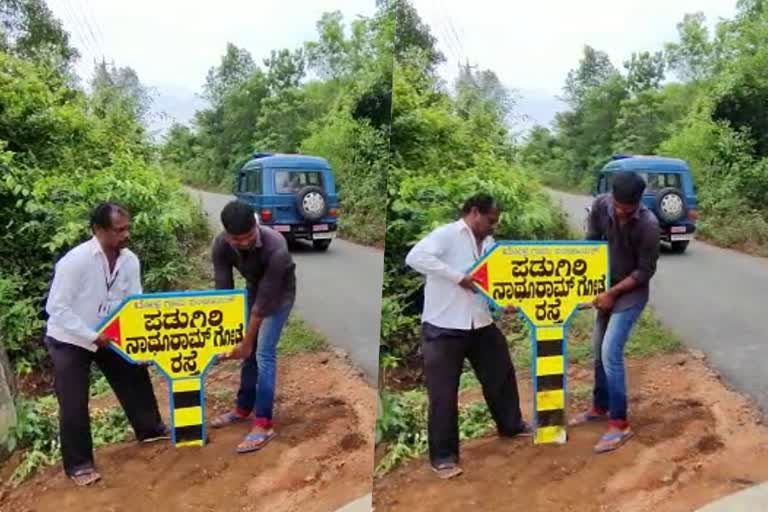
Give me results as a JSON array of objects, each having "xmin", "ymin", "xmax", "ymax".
[
  {"xmin": 274, "ymin": 170, "xmax": 323, "ymax": 194},
  {"xmin": 241, "ymin": 171, "xmax": 262, "ymax": 194},
  {"xmin": 636, "ymin": 172, "xmax": 682, "ymax": 191}
]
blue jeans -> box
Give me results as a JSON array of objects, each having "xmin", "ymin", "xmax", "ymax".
[
  {"xmin": 236, "ymin": 301, "xmax": 293, "ymax": 425},
  {"xmin": 591, "ymin": 302, "xmax": 645, "ymax": 425}
]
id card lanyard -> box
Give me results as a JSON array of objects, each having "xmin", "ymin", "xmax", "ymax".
[{"xmin": 98, "ymin": 258, "xmax": 120, "ymax": 318}]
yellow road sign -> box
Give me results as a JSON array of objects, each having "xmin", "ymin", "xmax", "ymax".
[
  {"xmin": 470, "ymin": 241, "xmax": 609, "ymax": 326},
  {"xmin": 97, "ymin": 289, "xmax": 247, "ymax": 447},
  {"xmin": 469, "ymin": 241, "xmax": 609, "ymax": 444}
]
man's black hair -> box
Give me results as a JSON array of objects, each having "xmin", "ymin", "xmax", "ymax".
[
  {"xmin": 461, "ymin": 193, "xmax": 499, "ymax": 215},
  {"xmin": 221, "ymin": 200, "xmax": 256, "ymax": 235},
  {"xmin": 611, "ymin": 171, "xmax": 646, "ymax": 204},
  {"xmin": 90, "ymin": 202, "xmax": 129, "ymax": 230}
]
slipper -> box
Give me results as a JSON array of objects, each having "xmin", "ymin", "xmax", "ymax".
[
  {"xmin": 431, "ymin": 462, "xmax": 463, "ymax": 480},
  {"xmin": 210, "ymin": 410, "xmax": 251, "ymax": 428},
  {"xmin": 515, "ymin": 422, "xmax": 534, "ymax": 437},
  {"xmin": 140, "ymin": 425, "xmax": 171, "ymax": 443},
  {"xmin": 568, "ymin": 409, "xmax": 608, "ymax": 427},
  {"xmin": 70, "ymin": 468, "xmax": 101, "ymax": 487},
  {"xmin": 594, "ymin": 430, "xmax": 634, "ymax": 453},
  {"xmin": 236, "ymin": 431, "xmax": 275, "ymax": 454}
]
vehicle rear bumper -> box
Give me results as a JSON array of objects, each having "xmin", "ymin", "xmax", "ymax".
[
  {"xmin": 266, "ymin": 222, "xmax": 338, "ymax": 241},
  {"xmin": 660, "ymin": 222, "xmax": 696, "ymax": 242}
]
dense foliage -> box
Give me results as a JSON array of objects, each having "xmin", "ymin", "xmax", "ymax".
[
  {"xmin": 381, "ymin": 0, "xmax": 570, "ymax": 366},
  {"xmin": 519, "ymin": 1, "xmax": 768, "ymax": 252},
  {"xmin": 160, "ymin": 5, "xmax": 393, "ymax": 245},
  {"xmin": 0, "ymin": 0, "xmax": 209, "ymax": 374}
]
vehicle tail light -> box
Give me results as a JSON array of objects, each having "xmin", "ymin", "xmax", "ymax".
[
  {"xmin": 688, "ymin": 209, "xmax": 699, "ymax": 220},
  {"xmin": 260, "ymin": 209, "xmax": 273, "ymax": 223},
  {"xmin": 329, "ymin": 208, "xmax": 338, "ymax": 217}
]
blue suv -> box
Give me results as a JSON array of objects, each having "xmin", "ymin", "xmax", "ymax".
[
  {"xmin": 593, "ymin": 155, "xmax": 699, "ymax": 253},
  {"xmin": 234, "ymin": 153, "xmax": 339, "ymax": 251}
]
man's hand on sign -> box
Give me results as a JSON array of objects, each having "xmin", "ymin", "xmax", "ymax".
[
  {"xmin": 459, "ymin": 275, "xmax": 476, "ymax": 290},
  {"xmin": 221, "ymin": 342, "xmax": 253, "ymax": 361},
  {"xmin": 593, "ymin": 292, "xmax": 616, "ymax": 312},
  {"xmin": 94, "ymin": 333, "xmax": 114, "ymax": 348}
]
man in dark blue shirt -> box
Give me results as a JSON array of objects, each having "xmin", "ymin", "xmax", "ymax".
[{"xmin": 570, "ymin": 171, "xmax": 660, "ymax": 454}]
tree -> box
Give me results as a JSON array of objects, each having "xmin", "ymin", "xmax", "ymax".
[
  {"xmin": 393, "ymin": 0, "xmax": 443, "ymax": 71},
  {"xmin": 0, "ymin": 0, "xmax": 77, "ymax": 72},
  {"xmin": 664, "ymin": 12, "xmax": 714, "ymax": 82},
  {"xmin": 624, "ymin": 51, "xmax": 665, "ymax": 93},
  {"xmin": 263, "ymin": 48, "xmax": 305, "ymax": 92},
  {"xmin": 203, "ymin": 43, "xmax": 256, "ymax": 105},
  {"xmin": 562, "ymin": 46, "xmax": 618, "ymax": 107},
  {"xmin": 305, "ymin": 11, "xmax": 350, "ymax": 80}
]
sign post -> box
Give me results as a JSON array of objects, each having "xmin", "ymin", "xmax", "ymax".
[
  {"xmin": 469, "ymin": 241, "xmax": 609, "ymax": 444},
  {"xmin": 96, "ymin": 289, "xmax": 247, "ymax": 447}
]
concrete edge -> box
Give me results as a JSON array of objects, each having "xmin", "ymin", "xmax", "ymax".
[
  {"xmin": 334, "ymin": 493, "xmax": 372, "ymax": 512},
  {"xmin": 695, "ymin": 483, "xmax": 768, "ymax": 511}
]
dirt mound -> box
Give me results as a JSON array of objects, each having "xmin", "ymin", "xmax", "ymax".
[
  {"xmin": 374, "ymin": 353, "xmax": 768, "ymax": 512},
  {"xmin": 1, "ymin": 351, "xmax": 375, "ymax": 512}
]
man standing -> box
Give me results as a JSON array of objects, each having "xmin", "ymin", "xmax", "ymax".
[
  {"xmin": 570, "ymin": 171, "xmax": 660, "ymax": 453},
  {"xmin": 405, "ymin": 193, "xmax": 530, "ymax": 480},
  {"xmin": 209, "ymin": 200, "xmax": 295, "ymax": 454},
  {"xmin": 45, "ymin": 202, "xmax": 168, "ymax": 487}
]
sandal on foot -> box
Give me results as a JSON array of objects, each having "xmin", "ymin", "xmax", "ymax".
[
  {"xmin": 236, "ymin": 431, "xmax": 275, "ymax": 454},
  {"xmin": 594, "ymin": 430, "xmax": 634, "ymax": 453},
  {"xmin": 515, "ymin": 421, "xmax": 534, "ymax": 437},
  {"xmin": 501, "ymin": 421, "xmax": 534, "ymax": 438},
  {"xmin": 70, "ymin": 468, "xmax": 101, "ymax": 487},
  {"xmin": 140, "ymin": 425, "xmax": 171, "ymax": 443},
  {"xmin": 431, "ymin": 462, "xmax": 463, "ymax": 480},
  {"xmin": 210, "ymin": 410, "xmax": 250, "ymax": 428},
  {"xmin": 568, "ymin": 409, "xmax": 608, "ymax": 427}
]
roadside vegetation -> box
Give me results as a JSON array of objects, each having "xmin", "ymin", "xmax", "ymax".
[
  {"xmin": 159, "ymin": 4, "xmax": 393, "ymax": 246},
  {"xmin": 518, "ymin": 1, "xmax": 768, "ymax": 255}
]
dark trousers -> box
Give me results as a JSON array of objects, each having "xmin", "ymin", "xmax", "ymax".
[
  {"xmin": 421, "ymin": 322, "xmax": 524, "ymax": 466},
  {"xmin": 45, "ymin": 337, "xmax": 166, "ymax": 476}
]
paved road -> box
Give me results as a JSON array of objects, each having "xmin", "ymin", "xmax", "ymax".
[
  {"xmin": 549, "ymin": 188, "xmax": 768, "ymax": 414},
  {"xmin": 186, "ymin": 187, "xmax": 383, "ymax": 387}
]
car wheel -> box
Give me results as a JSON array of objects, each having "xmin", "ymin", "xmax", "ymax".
[
  {"xmin": 670, "ymin": 241, "xmax": 689, "ymax": 254},
  {"xmin": 655, "ymin": 187, "xmax": 687, "ymax": 223},
  {"xmin": 295, "ymin": 185, "xmax": 328, "ymax": 222},
  {"xmin": 312, "ymin": 239, "xmax": 331, "ymax": 251}
]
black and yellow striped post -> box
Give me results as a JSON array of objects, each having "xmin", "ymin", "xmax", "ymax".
[
  {"xmin": 533, "ymin": 325, "xmax": 567, "ymax": 444},
  {"xmin": 170, "ymin": 378, "xmax": 205, "ymax": 447}
]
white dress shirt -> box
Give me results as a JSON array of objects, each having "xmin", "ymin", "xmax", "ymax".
[
  {"xmin": 405, "ymin": 219, "xmax": 494, "ymax": 330},
  {"xmin": 45, "ymin": 237, "xmax": 142, "ymax": 351}
]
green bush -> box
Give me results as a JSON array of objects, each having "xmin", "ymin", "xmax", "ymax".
[
  {"xmin": 0, "ymin": 50, "xmax": 210, "ymax": 371},
  {"xmin": 7, "ymin": 394, "xmax": 130, "ymax": 486}
]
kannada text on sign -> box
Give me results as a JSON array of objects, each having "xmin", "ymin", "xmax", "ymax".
[
  {"xmin": 101, "ymin": 291, "xmax": 247, "ymax": 379},
  {"xmin": 472, "ymin": 242, "xmax": 609, "ymax": 326}
]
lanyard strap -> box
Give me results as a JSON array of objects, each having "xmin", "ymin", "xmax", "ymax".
[{"xmin": 105, "ymin": 269, "xmax": 119, "ymax": 292}]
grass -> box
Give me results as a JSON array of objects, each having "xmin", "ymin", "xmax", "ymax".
[
  {"xmin": 375, "ymin": 306, "xmax": 683, "ymax": 477},
  {"xmin": 279, "ymin": 316, "xmax": 327, "ymax": 355},
  {"xmin": 6, "ymin": 395, "xmax": 131, "ymax": 487}
]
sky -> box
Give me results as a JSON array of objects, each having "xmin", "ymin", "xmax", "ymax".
[
  {"xmin": 409, "ymin": 0, "xmax": 739, "ymax": 134},
  {"xmin": 45, "ymin": 0, "xmax": 377, "ymax": 136}
]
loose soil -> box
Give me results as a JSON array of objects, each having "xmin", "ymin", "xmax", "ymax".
[
  {"xmin": 1, "ymin": 351, "xmax": 375, "ymax": 512},
  {"xmin": 374, "ymin": 350, "xmax": 768, "ymax": 512}
]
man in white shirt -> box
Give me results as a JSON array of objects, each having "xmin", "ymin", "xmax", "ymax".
[
  {"xmin": 44, "ymin": 202, "xmax": 168, "ymax": 487},
  {"xmin": 405, "ymin": 193, "xmax": 531, "ymax": 479}
]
